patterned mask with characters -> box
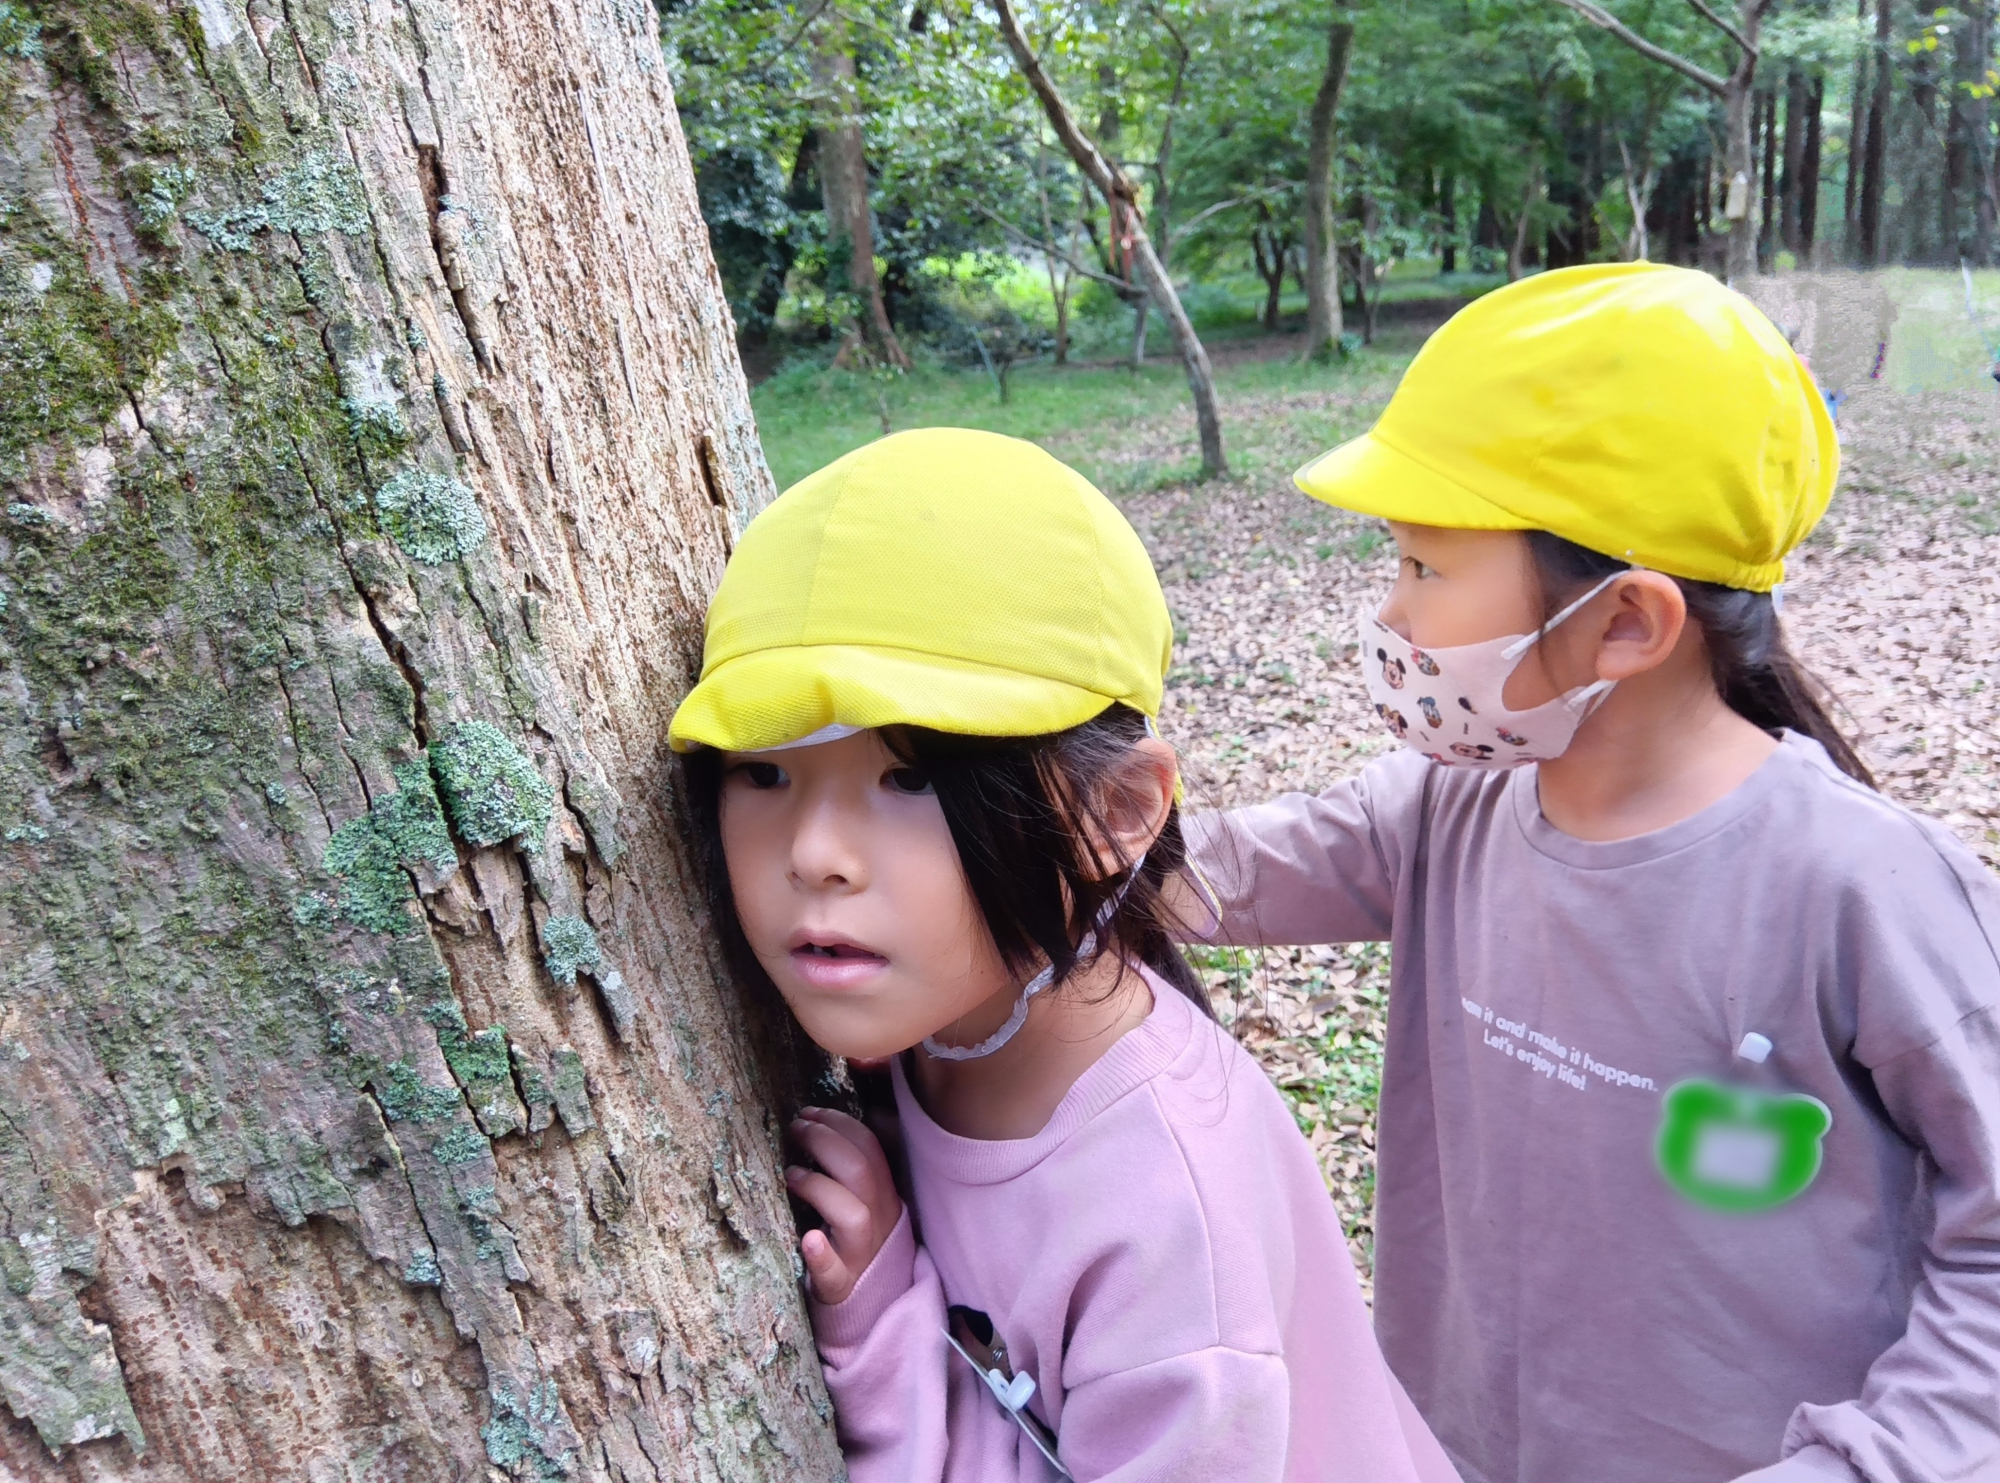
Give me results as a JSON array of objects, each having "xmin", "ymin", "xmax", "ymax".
[{"xmin": 1357, "ymin": 570, "xmax": 1625, "ymax": 769}]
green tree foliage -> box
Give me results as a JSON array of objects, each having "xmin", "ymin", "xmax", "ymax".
[{"xmin": 664, "ymin": 0, "xmax": 1997, "ymax": 370}]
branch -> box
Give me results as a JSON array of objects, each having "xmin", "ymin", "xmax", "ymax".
[
  {"xmin": 773, "ymin": 0, "xmax": 836, "ymax": 57},
  {"xmin": 1681, "ymin": 0, "xmax": 1753, "ymax": 55},
  {"xmin": 1542, "ymin": 0, "xmax": 1729, "ymax": 95},
  {"xmin": 1169, "ymin": 194, "xmax": 1258, "ymax": 241},
  {"xmin": 973, "ymin": 205, "xmax": 1139, "ymax": 291},
  {"xmin": 990, "ymin": 0, "xmax": 1131, "ymax": 204}
]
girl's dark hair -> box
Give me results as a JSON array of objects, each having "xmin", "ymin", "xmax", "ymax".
[
  {"xmin": 680, "ymin": 703, "xmax": 1211, "ymax": 1087},
  {"xmin": 1525, "ymin": 530, "xmax": 1874, "ymax": 788}
]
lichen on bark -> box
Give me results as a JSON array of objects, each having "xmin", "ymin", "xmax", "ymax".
[{"xmin": 0, "ymin": 0, "xmax": 827, "ymax": 1474}]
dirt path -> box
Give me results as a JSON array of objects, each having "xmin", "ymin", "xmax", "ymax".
[{"xmin": 1080, "ymin": 333, "xmax": 2000, "ymax": 1283}]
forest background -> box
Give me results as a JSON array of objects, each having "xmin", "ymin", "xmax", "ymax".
[{"xmin": 666, "ymin": 0, "xmax": 1999, "ymax": 451}]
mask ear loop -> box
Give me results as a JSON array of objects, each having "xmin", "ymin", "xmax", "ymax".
[
  {"xmin": 1498, "ymin": 569, "xmax": 1630, "ymax": 664},
  {"xmin": 922, "ymin": 851, "xmax": 1148, "ymax": 1062}
]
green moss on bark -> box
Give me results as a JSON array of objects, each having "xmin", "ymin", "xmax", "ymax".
[
  {"xmin": 540, "ymin": 914, "xmax": 600, "ymax": 986},
  {"xmin": 373, "ymin": 468, "xmax": 485, "ymax": 563},
  {"xmin": 321, "ymin": 761, "xmax": 457, "ymax": 932},
  {"xmin": 429, "ymin": 722, "xmax": 553, "ymax": 851}
]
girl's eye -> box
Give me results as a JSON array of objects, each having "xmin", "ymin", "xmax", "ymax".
[
  {"xmin": 883, "ymin": 766, "xmax": 933, "ymax": 796},
  {"xmin": 732, "ymin": 761, "xmax": 786, "ymax": 789},
  {"xmin": 1402, "ymin": 556, "xmax": 1435, "ymax": 579}
]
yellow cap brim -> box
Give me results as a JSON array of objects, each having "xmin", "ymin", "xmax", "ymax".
[
  {"xmin": 1293, "ymin": 430, "xmax": 1537, "ymax": 531},
  {"xmin": 669, "ymin": 644, "xmax": 1121, "ymax": 753}
]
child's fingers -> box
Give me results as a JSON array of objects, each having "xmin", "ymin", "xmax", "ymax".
[
  {"xmin": 790, "ymin": 1115, "xmax": 882, "ymax": 1203},
  {"xmin": 784, "ymin": 1165, "xmax": 874, "ymax": 1250},
  {"xmin": 800, "ymin": 1228, "xmax": 853, "ymax": 1304},
  {"xmin": 798, "ymin": 1107, "xmax": 895, "ymax": 1190}
]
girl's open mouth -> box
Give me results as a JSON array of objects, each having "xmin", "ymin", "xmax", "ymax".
[{"xmin": 787, "ymin": 935, "xmax": 889, "ymax": 990}]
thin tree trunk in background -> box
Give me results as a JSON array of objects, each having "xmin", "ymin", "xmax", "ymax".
[
  {"xmin": 1304, "ymin": 5, "xmax": 1357, "ymax": 357},
  {"xmin": 1946, "ymin": 0, "xmax": 1998, "ymax": 263},
  {"xmin": 993, "ymin": 0, "xmax": 1226, "ymax": 475},
  {"xmin": 0, "ymin": 0, "xmax": 840, "ymax": 1477},
  {"xmin": 1781, "ymin": 69, "xmax": 1807, "ymax": 252},
  {"xmin": 1973, "ymin": 2, "xmax": 1997, "ymax": 263},
  {"xmin": 1253, "ymin": 217, "xmax": 1288, "ymax": 328},
  {"xmin": 1034, "ymin": 145, "xmax": 1076, "ymax": 364},
  {"xmin": 1508, "ymin": 156, "xmax": 1544, "ymax": 280},
  {"xmin": 811, "ymin": 12, "xmax": 910, "ymax": 369},
  {"xmin": 1618, "ymin": 133, "xmax": 1660, "ymax": 259},
  {"xmin": 1859, "ymin": 0, "xmax": 1894, "ymax": 264},
  {"xmin": 1758, "ymin": 88, "xmax": 1779, "ymax": 267},
  {"xmin": 1802, "ymin": 74, "xmax": 1826, "ymax": 257},
  {"xmin": 1148, "ymin": 8, "xmax": 1191, "ymax": 270},
  {"xmin": 1130, "ymin": 299, "xmax": 1151, "ymax": 367},
  {"xmin": 1845, "ymin": 0, "xmax": 1871, "ymax": 257},
  {"xmin": 1441, "ymin": 173, "xmax": 1460, "ymax": 271},
  {"xmin": 1907, "ymin": 0, "xmax": 1943, "ymax": 262}
]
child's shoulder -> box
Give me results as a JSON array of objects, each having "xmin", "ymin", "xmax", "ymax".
[{"xmin": 1763, "ymin": 732, "xmax": 1993, "ymax": 896}]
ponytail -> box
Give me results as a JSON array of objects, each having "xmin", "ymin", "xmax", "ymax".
[{"xmin": 1525, "ymin": 531, "xmax": 1875, "ymax": 789}]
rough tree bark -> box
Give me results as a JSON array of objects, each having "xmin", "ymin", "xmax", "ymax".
[
  {"xmin": 0, "ymin": 1, "xmax": 842, "ymax": 1479},
  {"xmin": 992, "ymin": 0, "xmax": 1226, "ymax": 477},
  {"xmin": 810, "ymin": 7, "xmax": 910, "ymax": 370},
  {"xmin": 1303, "ymin": 4, "xmax": 1355, "ymax": 358}
]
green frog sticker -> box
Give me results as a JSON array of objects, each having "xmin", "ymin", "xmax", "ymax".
[{"xmin": 1655, "ymin": 1044, "xmax": 1832, "ymax": 1213}]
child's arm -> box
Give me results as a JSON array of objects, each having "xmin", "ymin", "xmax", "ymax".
[
  {"xmin": 788, "ymin": 1108, "xmax": 949, "ymax": 1482},
  {"xmin": 1175, "ymin": 752, "xmax": 1427, "ymax": 946},
  {"xmin": 1735, "ymin": 837, "xmax": 2000, "ymax": 1483},
  {"xmin": 1737, "ymin": 1006, "xmax": 2000, "ymax": 1483}
]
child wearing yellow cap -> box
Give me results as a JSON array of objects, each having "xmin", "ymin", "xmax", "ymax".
[
  {"xmin": 1183, "ymin": 263, "xmax": 2000, "ymax": 1483},
  {"xmin": 669, "ymin": 429, "xmax": 1459, "ymax": 1482}
]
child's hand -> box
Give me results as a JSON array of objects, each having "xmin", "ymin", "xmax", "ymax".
[{"xmin": 785, "ymin": 1106, "xmax": 904, "ymax": 1306}]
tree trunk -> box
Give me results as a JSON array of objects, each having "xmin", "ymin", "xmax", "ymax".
[
  {"xmin": 1859, "ymin": 0, "xmax": 1895, "ymax": 264},
  {"xmin": 1441, "ymin": 173, "xmax": 1459, "ymax": 272},
  {"xmin": 1758, "ymin": 87, "xmax": 1779, "ymax": 268},
  {"xmin": 1801, "ymin": 74, "xmax": 1826, "ymax": 259},
  {"xmin": 1844, "ymin": 0, "xmax": 1871, "ymax": 259},
  {"xmin": 1507, "ymin": 157, "xmax": 1545, "ymax": 281},
  {"xmin": 992, "ymin": 0, "xmax": 1225, "ymax": 476},
  {"xmin": 810, "ymin": 10, "xmax": 910, "ymax": 369},
  {"xmin": 1304, "ymin": 6, "xmax": 1357, "ymax": 358},
  {"xmin": 1722, "ymin": 47, "xmax": 1763, "ymax": 280},
  {"xmin": 1781, "ymin": 68, "xmax": 1807, "ymax": 253},
  {"xmin": 1946, "ymin": 0, "xmax": 1997, "ymax": 263},
  {"xmin": 0, "ymin": 2, "xmax": 840, "ymax": 1479}
]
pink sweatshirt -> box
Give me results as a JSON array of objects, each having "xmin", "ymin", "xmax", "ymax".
[{"xmin": 808, "ymin": 970, "xmax": 1461, "ymax": 1481}]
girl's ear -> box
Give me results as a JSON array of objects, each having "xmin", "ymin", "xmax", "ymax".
[
  {"xmin": 1081, "ymin": 736, "xmax": 1179, "ymax": 879},
  {"xmin": 1593, "ymin": 571, "xmax": 1689, "ymax": 682}
]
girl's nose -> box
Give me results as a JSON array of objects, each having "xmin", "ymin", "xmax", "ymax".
[
  {"xmin": 1377, "ymin": 584, "xmax": 1415, "ymax": 642},
  {"xmin": 788, "ymin": 798, "xmax": 869, "ymax": 893}
]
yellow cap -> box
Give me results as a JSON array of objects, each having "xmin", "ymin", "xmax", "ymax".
[
  {"xmin": 668, "ymin": 428, "xmax": 1173, "ymax": 752},
  {"xmin": 1294, "ymin": 263, "xmax": 1837, "ymax": 592}
]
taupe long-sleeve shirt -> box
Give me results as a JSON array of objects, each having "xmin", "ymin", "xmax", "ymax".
[{"xmin": 1188, "ymin": 734, "xmax": 2000, "ymax": 1483}]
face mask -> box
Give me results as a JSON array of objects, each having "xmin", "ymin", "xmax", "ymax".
[
  {"xmin": 922, "ymin": 853, "xmax": 1145, "ymax": 1061},
  {"xmin": 1358, "ymin": 571, "xmax": 1624, "ymax": 769}
]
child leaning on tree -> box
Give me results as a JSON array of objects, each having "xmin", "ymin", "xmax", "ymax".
[{"xmin": 667, "ymin": 429, "xmax": 1461, "ymax": 1482}]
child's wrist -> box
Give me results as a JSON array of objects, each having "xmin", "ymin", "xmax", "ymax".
[{"xmin": 809, "ymin": 1205, "xmax": 916, "ymax": 1352}]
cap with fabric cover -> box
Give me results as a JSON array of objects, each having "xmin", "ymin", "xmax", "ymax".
[
  {"xmin": 668, "ymin": 428, "xmax": 1173, "ymax": 753},
  {"xmin": 1293, "ymin": 262, "xmax": 1837, "ymax": 592}
]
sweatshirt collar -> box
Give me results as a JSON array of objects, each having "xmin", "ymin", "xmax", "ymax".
[
  {"xmin": 890, "ymin": 965, "xmax": 1199, "ymax": 1186},
  {"xmin": 1507, "ymin": 728, "xmax": 1822, "ymax": 870}
]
